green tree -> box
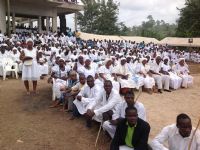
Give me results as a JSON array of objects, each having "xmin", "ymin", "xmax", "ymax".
[
  {"xmin": 77, "ymin": 0, "xmax": 100, "ymax": 34},
  {"xmin": 129, "ymin": 15, "xmax": 177, "ymax": 40},
  {"xmin": 176, "ymin": 0, "xmax": 200, "ymax": 37},
  {"xmin": 77, "ymin": 0, "xmax": 121, "ymax": 35}
]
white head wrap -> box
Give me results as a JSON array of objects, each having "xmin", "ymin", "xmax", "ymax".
[
  {"xmin": 59, "ymin": 58, "xmax": 65, "ymax": 61},
  {"xmin": 104, "ymin": 58, "xmax": 112, "ymax": 65},
  {"xmin": 12, "ymin": 47, "xmax": 17, "ymax": 51},
  {"xmin": 179, "ymin": 57, "xmax": 185, "ymax": 62},
  {"xmin": 56, "ymin": 55, "xmax": 61, "ymax": 58},
  {"xmin": 140, "ymin": 58, "xmax": 147, "ymax": 63},
  {"xmin": 26, "ymin": 38, "xmax": 34, "ymax": 44}
]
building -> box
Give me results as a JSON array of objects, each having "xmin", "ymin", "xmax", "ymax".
[{"xmin": 0, "ymin": 0, "xmax": 83, "ymax": 35}]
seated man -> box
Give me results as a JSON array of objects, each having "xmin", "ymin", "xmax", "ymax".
[
  {"xmin": 151, "ymin": 113, "xmax": 200, "ymax": 150},
  {"xmin": 85, "ymin": 80, "xmax": 121, "ymax": 126},
  {"xmin": 110, "ymin": 106, "xmax": 150, "ymax": 150},
  {"xmin": 63, "ymin": 73, "xmax": 86, "ymax": 112},
  {"xmin": 73, "ymin": 75, "xmax": 102, "ymax": 127},
  {"xmin": 103, "ymin": 91, "xmax": 147, "ymax": 138}
]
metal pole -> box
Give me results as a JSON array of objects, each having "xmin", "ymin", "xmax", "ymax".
[{"xmin": 7, "ymin": 0, "xmax": 11, "ymax": 37}]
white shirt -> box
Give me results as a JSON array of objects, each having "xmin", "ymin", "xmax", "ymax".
[
  {"xmin": 112, "ymin": 100, "xmax": 147, "ymax": 121},
  {"xmin": 150, "ymin": 61, "xmax": 162, "ymax": 73},
  {"xmin": 151, "ymin": 124, "xmax": 200, "ymax": 150},
  {"xmin": 87, "ymin": 89, "xmax": 122, "ymax": 116},
  {"xmin": 78, "ymin": 84, "xmax": 101, "ymax": 106}
]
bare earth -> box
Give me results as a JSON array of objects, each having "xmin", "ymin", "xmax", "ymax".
[{"xmin": 0, "ymin": 63, "xmax": 200, "ymax": 150}]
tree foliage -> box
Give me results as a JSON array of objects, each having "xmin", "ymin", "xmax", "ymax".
[
  {"xmin": 77, "ymin": 0, "xmax": 122, "ymax": 35},
  {"xmin": 176, "ymin": 0, "xmax": 200, "ymax": 37},
  {"xmin": 128, "ymin": 15, "xmax": 177, "ymax": 40}
]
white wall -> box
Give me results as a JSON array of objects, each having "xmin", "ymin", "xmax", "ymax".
[{"xmin": 0, "ymin": 0, "xmax": 6, "ymax": 34}]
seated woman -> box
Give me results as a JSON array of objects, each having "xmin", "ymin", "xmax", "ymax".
[
  {"xmin": 73, "ymin": 55, "xmax": 85, "ymax": 74},
  {"xmin": 135, "ymin": 58, "xmax": 155, "ymax": 94},
  {"xmin": 112, "ymin": 58, "xmax": 138, "ymax": 94},
  {"xmin": 161, "ymin": 57, "xmax": 182, "ymax": 90},
  {"xmin": 37, "ymin": 50, "xmax": 49, "ymax": 78},
  {"xmin": 50, "ymin": 58, "xmax": 71, "ymax": 106},
  {"xmin": 126, "ymin": 56, "xmax": 144, "ymax": 90},
  {"xmin": 82, "ymin": 58, "xmax": 97, "ymax": 78},
  {"xmin": 173, "ymin": 58, "xmax": 193, "ymax": 88},
  {"xmin": 98, "ymin": 58, "xmax": 120, "ymax": 92}
]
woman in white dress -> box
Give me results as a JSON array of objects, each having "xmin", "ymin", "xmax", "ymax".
[
  {"xmin": 20, "ymin": 38, "xmax": 40, "ymax": 95},
  {"xmin": 161, "ymin": 57, "xmax": 182, "ymax": 90},
  {"xmin": 50, "ymin": 58, "xmax": 71, "ymax": 107},
  {"xmin": 135, "ymin": 58, "xmax": 155, "ymax": 94},
  {"xmin": 174, "ymin": 58, "xmax": 193, "ymax": 88},
  {"xmin": 73, "ymin": 55, "xmax": 85, "ymax": 74},
  {"xmin": 82, "ymin": 59, "xmax": 96, "ymax": 78},
  {"xmin": 37, "ymin": 50, "xmax": 49, "ymax": 76},
  {"xmin": 98, "ymin": 59, "xmax": 113, "ymax": 81},
  {"xmin": 98, "ymin": 59, "xmax": 120, "ymax": 91}
]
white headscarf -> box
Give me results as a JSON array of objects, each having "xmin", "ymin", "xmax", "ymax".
[
  {"xmin": 26, "ymin": 38, "xmax": 34, "ymax": 45},
  {"xmin": 140, "ymin": 57, "xmax": 147, "ymax": 63}
]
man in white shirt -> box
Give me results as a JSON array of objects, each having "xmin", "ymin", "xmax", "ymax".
[
  {"xmin": 73, "ymin": 75, "xmax": 102, "ymax": 127},
  {"xmin": 151, "ymin": 113, "xmax": 200, "ymax": 150},
  {"xmin": 85, "ymin": 80, "xmax": 121, "ymax": 124},
  {"xmin": 103, "ymin": 91, "xmax": 147, "ymax": 138}
]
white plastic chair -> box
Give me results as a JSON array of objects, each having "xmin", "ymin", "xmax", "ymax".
[{"xmin": 2, "ymin": 58, "xmax": 18, "ymax": 80}]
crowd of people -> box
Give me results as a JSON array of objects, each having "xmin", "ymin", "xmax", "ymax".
[{"xmin": 0, "ymin": 30, "xmax": 199, "ymax": 150}]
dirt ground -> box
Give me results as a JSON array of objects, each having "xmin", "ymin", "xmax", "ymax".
[{"xmin": 0, "ymin": 63, "xmax": 200, "ymax": 150}]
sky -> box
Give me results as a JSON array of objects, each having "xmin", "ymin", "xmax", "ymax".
[{"xmin": 65, "ymin": 0, "xmax": 186, "ymax": 30}]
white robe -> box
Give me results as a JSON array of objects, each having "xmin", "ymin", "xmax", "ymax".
[
  {"xmin": 174, "ymin": 64, "xmax": 193, "ymax": 88},
  {"xmin": 98, "ymin": 65, "xmax": 120, "ymax": 92},
  {"xmin": 87, "ymin": 89, "xmax": 122, "ymax": 122},
  {"xmin": 135, "ymin": 63, "xmax": 155, "ymax": 89},
  {"xmin": 162, "ymin": 63, "xmax": 182, "ymax": 89},
  {"xmin": 73, "ymin": 85, "xmax": 101, "ymax": 115},
  {"xmin": 113, "ymin": 64, "xmax": 137, "ymax": 89}
]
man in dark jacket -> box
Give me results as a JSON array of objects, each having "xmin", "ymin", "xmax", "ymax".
[{"xmin": 110, "ymin": 106, "xmax": 150, "ymax": 150}]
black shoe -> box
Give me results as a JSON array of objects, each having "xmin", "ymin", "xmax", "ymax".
[
  {"xmin": 158, "ymin": 89, "xmax": 162, "ymax": 93},
  {"xmin": 164, "ymin": 89, "xmax": 171, "ymax": 92},
  {"xmin": 86, "ymin": 120, "xmax": 92, "ymax": 128}
]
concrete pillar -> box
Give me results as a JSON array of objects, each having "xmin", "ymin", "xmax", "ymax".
[
  {"xmin": 52, "ymin": 16, "xmax": 57, "ymax": 33},
  {"xmin": 0, "ymin": 0, "xmax": 6, "ymax": 34},
  {"xmin": 59, "ymin": 14, "xmax": 66, "ymax": 33},
  {"xmin": 29, "ymin": 19, "xmax": 33, "ymax": 28},
  {"xmin": 46, "ymin": 16, "xmax": 50, "ymax": 32},
  {"xmin": 52, "ymin": 8, "xmax": 57, "ymax": 33},
  {"xmin": 38, "ymin": 16, "xmax": 42, "ymax": 33},
  {"xmin": 12, "ymin": 12, "xmax": 16, "ymax": 33},
  {"xmin": 41, "ymin": 16, "xmax": 45, "ymax": 30}
]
